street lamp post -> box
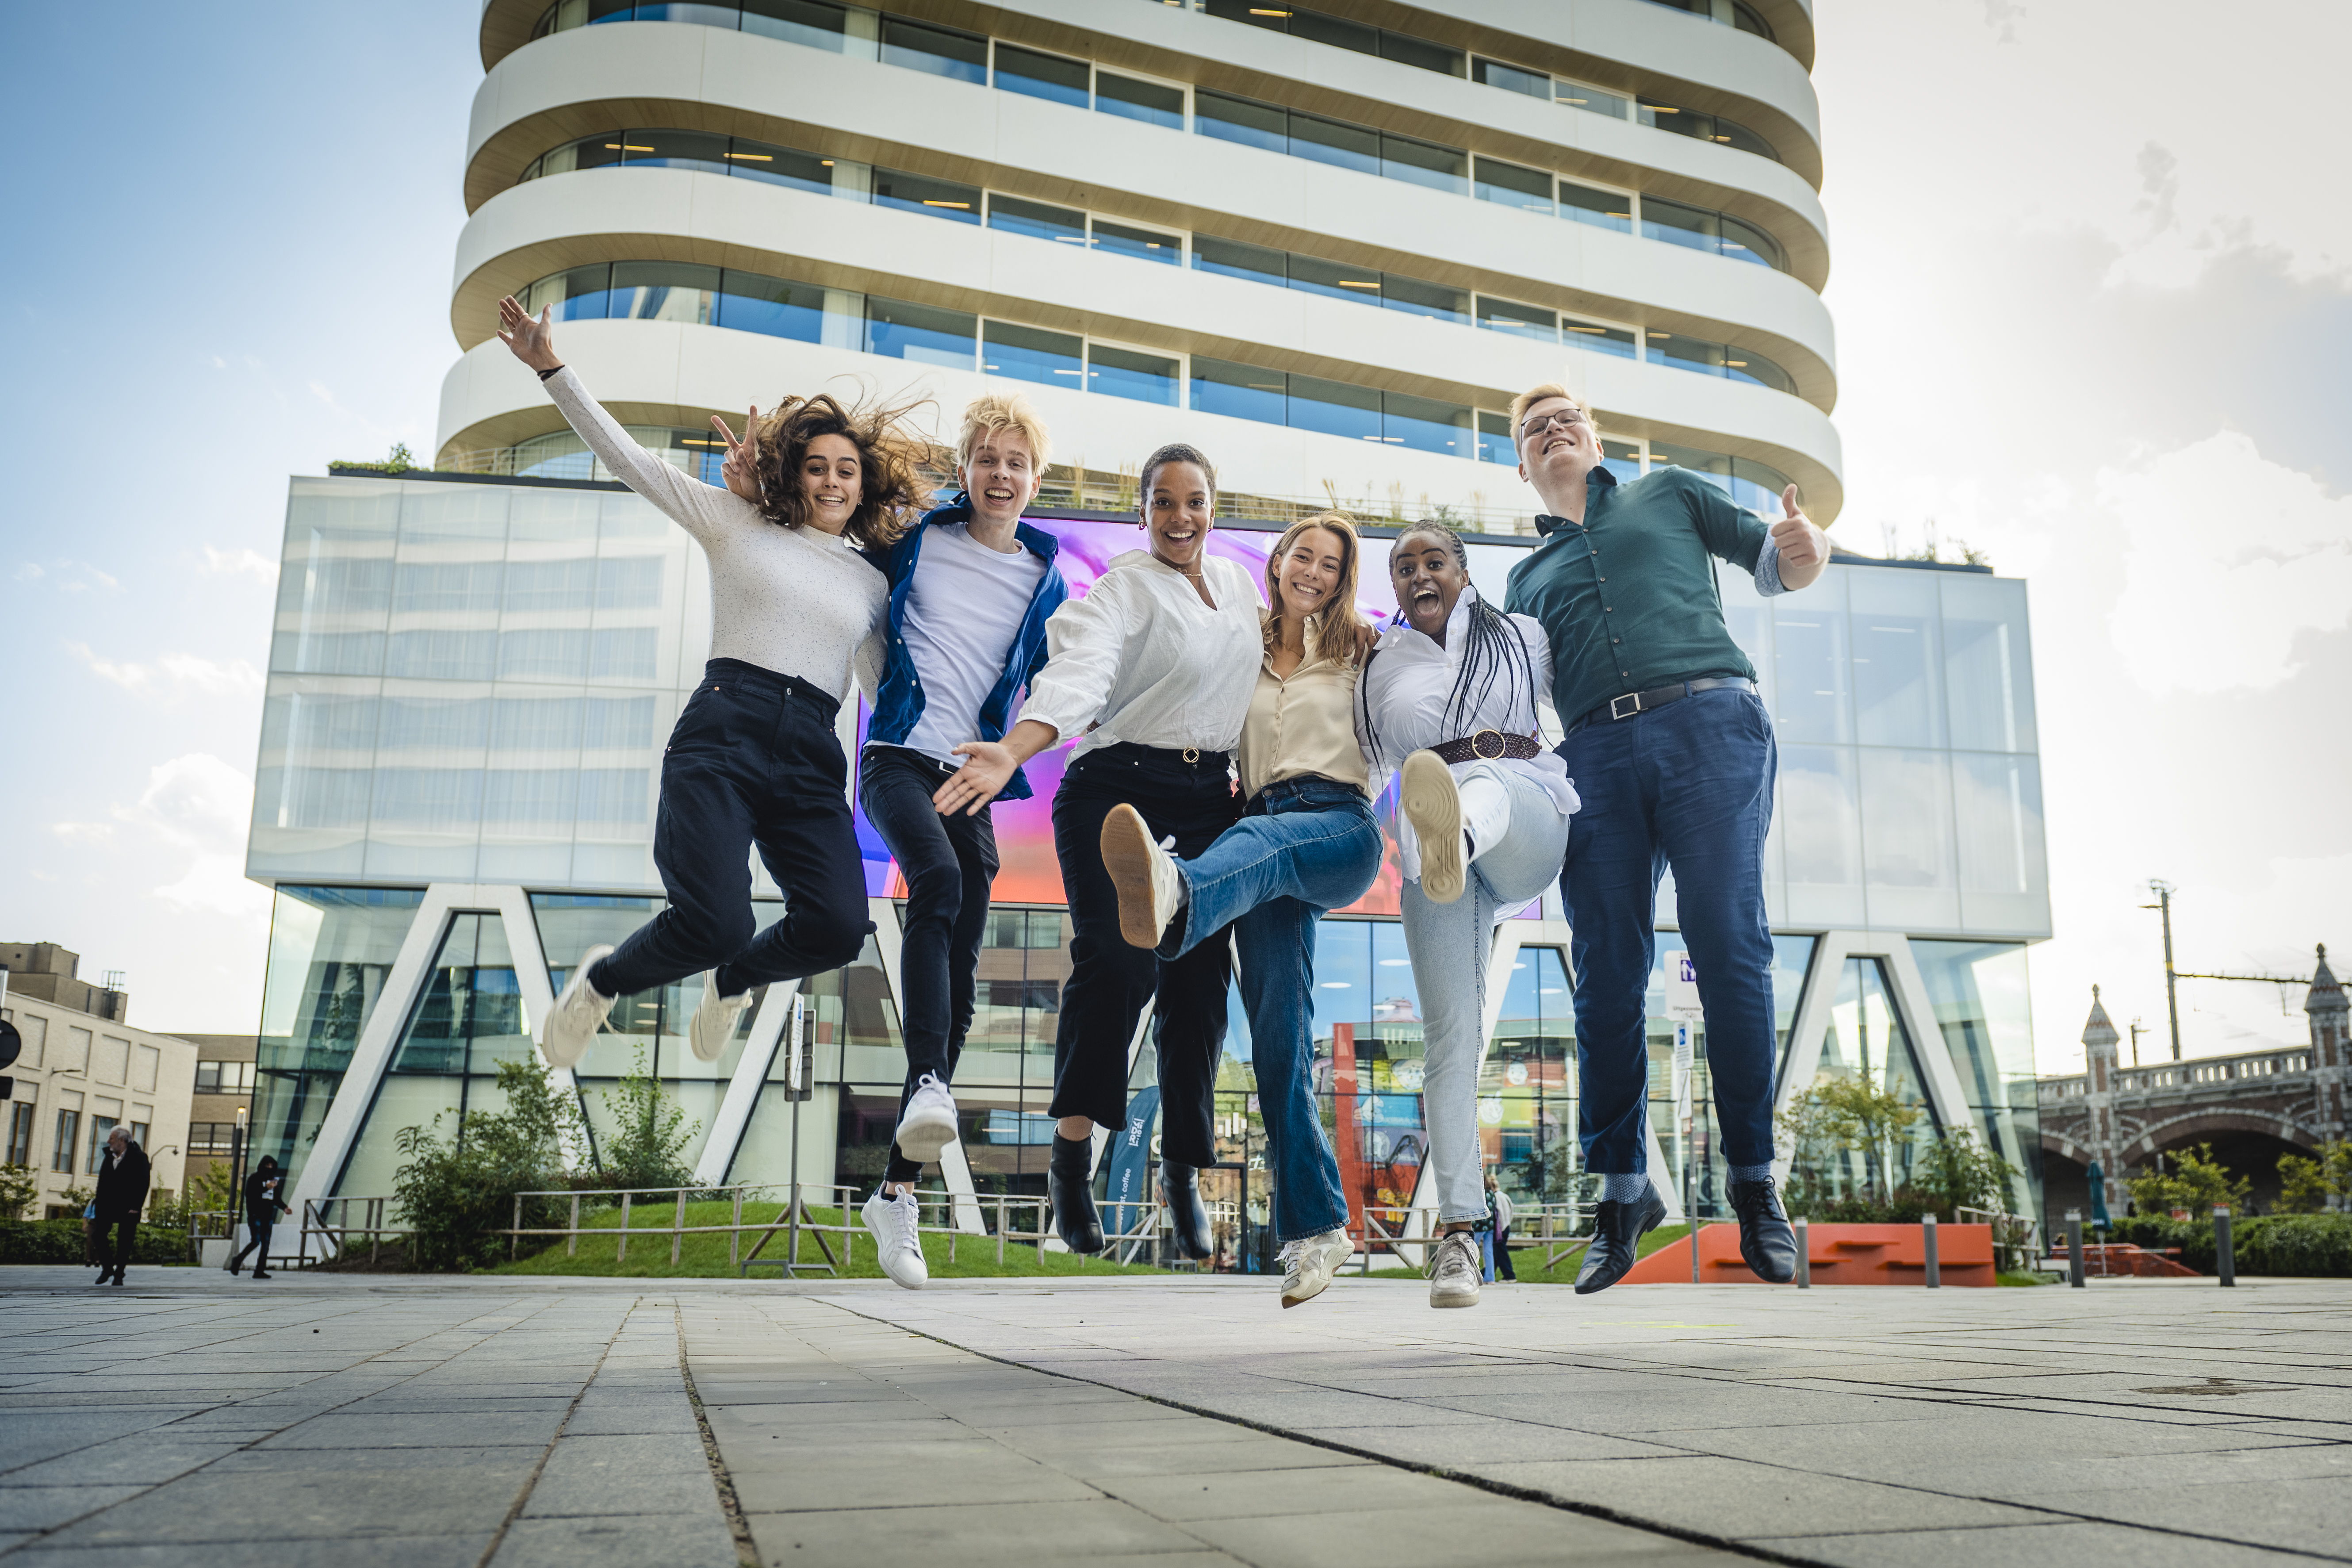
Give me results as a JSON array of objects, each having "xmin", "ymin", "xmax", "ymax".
[{"xmin": 2144, "ymin": 880, "xmax": 2183, "ymax": 1062}]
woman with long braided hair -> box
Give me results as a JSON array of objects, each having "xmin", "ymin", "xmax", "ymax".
[{"xmin": 1356, "ymin": 522, "xmax": 1578, "ymax": 1308}]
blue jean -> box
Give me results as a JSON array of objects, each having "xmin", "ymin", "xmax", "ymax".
[
  {"xmin": 1557, "ymin": 684, "xmax": 1778, "ymax": 1173},
  {"xmin": 1165, "ymin": 778, "xmax": 1381, "ymax": 1244}
]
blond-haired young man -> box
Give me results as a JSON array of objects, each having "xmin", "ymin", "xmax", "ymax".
[
  {"xmin": 1499, "ymin": 383, "xmax": 1826, "ymax": 1295},
  {"xmin": 855, "ymin": 391, "xmax": 1068, "ymax": 1286}
]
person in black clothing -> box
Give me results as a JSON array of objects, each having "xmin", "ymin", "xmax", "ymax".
[
  {"xmin": 91, "ymin": 1126, "xmax": 149, "ymax": 1286},
  {"xmin": 229, "ymin": 1156, "xmax": 291, "ymax": 1280}
]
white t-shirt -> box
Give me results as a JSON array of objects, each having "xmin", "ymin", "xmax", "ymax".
[{"xmin": 899, "ymin": 522, "xmax": 1050, "ymax": 765}]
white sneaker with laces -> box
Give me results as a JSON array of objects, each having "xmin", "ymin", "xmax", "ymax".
[
  {"xmin": 688, "ymin": 970, "xmax": 753, "ymax": 1062},
  {"xmin": 1278, "ymin": 1227, "xmax": 1356, "ymax": 1309},
  {"xmin": 862, "ymin": 1187, "xmax": 928, "ymax": 1290},
  {"xmin": 893, "ymin": 1073, "xmax": 960, "ymax": 1164},
  {"xmin": 1426, "ymin": 1229, "xmax": 1482, "ymax": 1308},
  {"xmin": 1100, "ymin": 803, "xmax": 1186, "ymax": 950},
  {"xmin": 541, "ymin": 944, "xmax": 617, "ymax": 1068},
  {"xmin": 1401, "ymin": 751, "xmax": 1466, "ymax": 905}
]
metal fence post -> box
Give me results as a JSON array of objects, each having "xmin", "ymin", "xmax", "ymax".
[
  {"xmin": 996, "ymin": 1194, "xmax": 1007, "ymax": 1266},
  {"xmin": 1794, "ymin": 1217, "xmax": 1809, "ymax": 1288},
  {"xmin": 671, "ymin": 1189, "xmax": 686, "ymax": 1266},
  {"xmin": 730, "ymin": 1188, "xmax": 743, "ymax": 1270},
  {"xmin": 618, "ymin": 1192, "xmax": 631, "ymax": 1265},
  {"xmin": 2214, "ymin": 1205, "xmax": 2236, "ymax": 1287},
  {"xmin": 2065, "ymin": 1209, "xmax": 2084, "ymax": 1288},
  {"xmin": 1923, "ymin": 1213, "xmax": 1939, "ymax": 1288},
  {"xmin": 511, "ymin": 1193, "xmax": 521, "ymax": 1261},
  {"xmin": 567, "ymin": 1193, "xmax": 580, "ymax": 1258}
]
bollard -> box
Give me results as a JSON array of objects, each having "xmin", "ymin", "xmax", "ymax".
[
  {"xmin": 2065, "ymin": 1209, "xmax": 2085, "ymax": 1288},
  {"xmin": 1794, "ymin": 1216, "xmax": 1810, "ymax": 1288},
  {"xmin": 2214, "ymin": 1205, "xmax": 2235, "ymax": 1288},
  {"xmin": 1923, "ymin": 1212, "xmax": 1940, "ymax": 1288}
]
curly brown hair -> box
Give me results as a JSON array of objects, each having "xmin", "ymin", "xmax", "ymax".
[{"xmin": 748, "ymin": 391, "xmax": 929, "ymax": 550}]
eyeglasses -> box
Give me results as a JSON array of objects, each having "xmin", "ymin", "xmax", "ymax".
[{"xmin": 1519, "ymin": 408, "xmax": 1590, "ymax": 441}]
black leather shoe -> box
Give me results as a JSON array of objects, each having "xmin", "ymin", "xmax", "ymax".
[
  {"xmin": 1728, "ymin": 1176, "xmax": 1798, "ymax": 1283},
  {"xmin": 1574, "ymin": 1186, "xmax": 1669, "ymax": 1295},
  {"xmin": 1161, "ymin": 1161, "xmax": 1212, "ymax": 1260},
  {"xmin": 1048, "ymin": 1134, "xmax": 1104, "ymax": 1253}
]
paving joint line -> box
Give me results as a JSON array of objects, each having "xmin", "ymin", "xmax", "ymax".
[
  {"xmin": 676, "ymin": 1303, "xmax": 761, "ymax": 1568},
  {"xmin": 466, "ymin": 1299, "xmax": 621, "ymax": 1568}
]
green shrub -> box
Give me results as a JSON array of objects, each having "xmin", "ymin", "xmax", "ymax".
[
  {"xmin": 391, "ymin": 1058, "xmax": 586, "ymax": 1271},
  {"xmin": 0, "ymin": 1219, "xmax": 187, "ymax": 1265},
  {"xmin": 2108, "ymin": 1212, "xmax": 2352, "ymax": 1276}
]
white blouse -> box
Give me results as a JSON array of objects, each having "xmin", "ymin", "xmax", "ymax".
[
  {"xmin": 1022, "ymin": 550, "xmax": 1263, "ymax": 761},
  {"xmin": 1355, "ymin": 585, "xmax": 1579, "ymax": 878}
]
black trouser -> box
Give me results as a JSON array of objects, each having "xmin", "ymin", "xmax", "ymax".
[
  {"xmin": 232, "ymin": 1216, "xmax": 275, "ymax": 1271},
  {"xmin": 1494, "ymin": 1223, "xmax": 1517, "ymax": 1281},
  {"xmin": 593, "ymin": 659, "xmax": 873, "ymax": 999},
  {"xmin": 860, "ymin": 745, "xmax": 1000, "ymax": 1183},
  {"xmin": 95, "ymin": 1213, "xmax": 137, "ymax": 1276},
  {"xmin": 1049, "ymin": 744, "xmax": 1241, "ymax": 1169}
]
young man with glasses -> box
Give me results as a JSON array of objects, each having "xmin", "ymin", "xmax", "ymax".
[{"xmin": 1501, "ymin": 383, "xmax": 1826, "ymax": 1294}]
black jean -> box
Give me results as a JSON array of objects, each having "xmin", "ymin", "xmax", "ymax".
[
  {"xmin": 593, "ymin": 659, "xmax": 874, "ymax": 999},
  {"xmin": 232, "ymin": 1216, "xmax": 275, "ymax": 1271},
  {"xmin": 95, "ymin": 1213, "xmax": 137, "ymax": 1275},
  {"xmin": 1049, "ymin": 744, "xmax": 1242, "ymax": 1169},
  {"xmin": 860, "ymin": 745, "xmax": 1000, "ymax": 1183}
]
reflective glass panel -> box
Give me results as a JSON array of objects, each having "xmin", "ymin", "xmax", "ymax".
[
  {"xmin": 1474, "ymin": 58, "xmax": 1550, "ymax": 98},
  {"xmin": 629, "ymin": 3, "xmax": 741, "ymax": 22},
  {"xmin": 1381, "ymin": 275, "xmax": 1470, "ymax": 325},
  {"xmin": 1849, "ymin": 570, "xmax": 1945, "ymax": 748},
  {"xmin": 1563, "ymin": 317, "xmax": 1637, "ymax": 358},
  {"xmin": 1713, "ymin": 118, "xmax": 1780, "ymax": 161},
  {"xmin": 1475, "ymin": 411, "xmax": 1514, "ymax": 466},
  {"xmin": 994, "ymin": 43, "xmax": 1088, "ymax": 107},
  {"xmin": 1913, "ymin": 938, "xmax": 2038, "ymax": 1206},
  {"xmin": 1476, "ymin": 296, "xmax": 1556, "ymax": 343},
  {"xmin": 1287, "ymin": 254, "xmax": 1384, "ymax": 306},
  {"xmin": 617, "ymin": 128, "xmax": 730, "ymax": 174},
  {"xmin": 1723, "ymin": 347, "xmax": 1794, "ymax": 393},
  {"xmin": 1557, "ymin": 80, "xmax": 1629, "ymax": 118},
  {"xmin": 863, "ymin": 297, "xmax": 977, "ymax": 368},
  {"xmin": 1859, "ymin": 747, "xmax": 1960, "ymax": 930},
  {"xmin": 1190, "ymin": 357, "xmax": 1286, "ymax": 425},
  {"xmin": 1559, "ymin": 181, "xmax": 1634, "ymax": 233},
  {"xmin": 1382, "ymin": 133, "xmax": 1468, "ymax": 195},
  {"xmin": 1769, "ymin": 566, "xmax": 1851, "ymax": 743},
  {"xmin": 740, "ymin": 0, "xmax": 849, "ymax": 50},
  {"xmin": 1777, "ymin": 744, "xmax": 1864, "ymax": 927},
  {"xmin": 1788, "ymin": 958, "xmax": 1942, "ymax": 1206},
  {"xmin": 716, "ymin": 271, "xmax": 828, "ymax": 341},
  {"xmin": 1941, "ymin": 575, "xmax": 2037, "ymax": 752},
  {"xmin": 1286, "ymin": 375, "xmax": 1381, "ymax": 443},
  {"xmin": 1718, "ymin": 214, "xmax": 1785, "ymax": 270},
  {"xmin": 872, "ymin": 168, "xmax": 981, "ymax": 222},
  {"xmin": 1381, "ymin": 393, "xmax": 1473, "ymax": 459},
  {"xmin": 880, "ymin": 18, "xmax": 984, "ymax": 83},
  {"xmin": 720, "ymin": 138, "xmax": 833, "ymax": 194},
  {"xmin": 1088, "ymin": 345, "xmax": 1180, "ymax": 406},
  {"xmin": 1641, "ymin": 196, "xmax": 1720, "ymax": 253},
  {"xmin": 1601, "ymin": 439, "xmax": 1644, "ymax": 485},
  {"xmin": 1096, "ymin": 72, "xmax": 1184, "ymax": 130},
  {"xmin": 988, "ymin": 194, "xmax": 1086, "ymax": 245},
  {"xmin": 1474, "ymin": 156, "xmax": 1552, "ymax": 214},
  {"xmin": 609, "ymin": 262, "xmax": 719, "ymax": 324},
  {"xmin": 1290, "ymin": 113, "xmax": 1379, "ymax": 176},
  {"xmin": 526, "ymin": 264, "xmax": 614, "ymax": 322},
  {"xmin": 981, "ymin": 321, "xmax": 1084, "ymax": 389},
  {"xmin": 1647, "ymin": 331, "xmax": 1725, "ymax": 376},
  {"xmin": 1090, "ymin": 219, "xmax": 1180, "ymax": 265},
  {"xmin": 1381, "ymin": 32, "xmax": 1463, "ymax": 75},
  {"xmin": 1191, "ymin": 234, "xmax": 1286, "ymax": 287},
  {"xmin": 1951, "ymin": 753, "xmax": 2049, "ymax": 933},
  {"xmin": 1195, "ymin": 91, "xmax": 1286, "ymax": 153}
]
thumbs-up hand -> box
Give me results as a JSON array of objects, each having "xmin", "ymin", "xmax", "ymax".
[{"xmin": 1767, "ymin": 483, "xmax": 1825, "ymax": 575}]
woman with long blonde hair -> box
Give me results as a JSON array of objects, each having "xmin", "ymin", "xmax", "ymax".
[{"xmin": 1092, "ymin": 512, "xmax": 1387, "ymax": 1308}]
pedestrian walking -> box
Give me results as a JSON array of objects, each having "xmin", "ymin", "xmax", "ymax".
[
  {"xmin": 90, "ymin": 1125, "xmax": 149, "ymax": 1287},
  {"xmin": 229, "ymin": 1156, "xmax": 291, "ymax": 1280},
  {"xmin": 1487, "ymin": 1171, "xmax": 1517, "ymax": 1283}
]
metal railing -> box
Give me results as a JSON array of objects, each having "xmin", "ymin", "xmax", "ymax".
[{"xmin": 1954, "ymin": 1206, "xmax": 2040, "ymax": 1275}]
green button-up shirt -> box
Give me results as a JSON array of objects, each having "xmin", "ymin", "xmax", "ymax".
[{"xmin": 1504, "ymin": 465, "xmax": 1771, "ymax": 726}]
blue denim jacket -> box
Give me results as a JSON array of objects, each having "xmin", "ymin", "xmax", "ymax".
[{"xmin": 860, "ymin": 496, "xmax": 1068, "ymax": 801}]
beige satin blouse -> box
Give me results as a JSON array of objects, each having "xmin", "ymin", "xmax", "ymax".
[{"xmin": 1237, "ymin": 614, "xmax": 1371, "ymax": 801}]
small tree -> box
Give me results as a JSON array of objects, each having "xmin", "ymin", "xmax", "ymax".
[
  {"xmin": 0, "ymin": 1163, "xmax": 38, "ymax": 1223},
  {"xmin": 596, "ymin": 1047, "xmax": 699, "ymax": 1189},
  {"xmin": 1910, "ymin": 1131, "xmax": 2023, "ymax": 1219},
  {"xmin": 2276, "ymin": 1140, "xmax": 2351, "ymax": 1213},
  {"xmin": 2127, "ymin": 1143, "xmax": 2252, "ymax": 1218},
  {"xmin": 1778, "ymin": 1077, "xmax": 1923, "ymax": 1208},
  {"xmin": 392, "ymin": 1058, "xmax": 587, "ymax": 1270}
]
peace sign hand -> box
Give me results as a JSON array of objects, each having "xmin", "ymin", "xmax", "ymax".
[
  {"xmin": 495, "ymin": 296, "xmax": 562, "ymax": 373},
  {"xmin": 1767, "ymin": 483, "xmax": 1825, "ymax": 572},
  {"xmin": 711, "ymin": 408, "xmax": 763, "ymax": 503}
]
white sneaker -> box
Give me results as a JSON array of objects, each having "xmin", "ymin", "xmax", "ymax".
[
  {"xmin": 1427, "ymin": 1229, "xmax": 1482, "ymax": 1308},
  {"xmin": 541, "ymin": 944, "xmax": 616, "ymax": 1067},
  {"xmin": 1278, "ymin": 1227, "xmax": 1356, "ymax": 1309},
  {"xmin": 862, "ymin": 1187, "xmax": 928, "ymax": 1290},
  {"xmin": 1401, "ymin": 751, "xmax": 1466, "ymax": 905},
  {"xmin": 893, "ymin": 1073, "xmax": 960, "ymax": 1164},
  {"xmin": 688, "ymin": 970, "xmax": 753, "ymax": 1062},
  {"xmin": 1100, "ymin": 803, "xmax": 1186, "ymax": 950}
]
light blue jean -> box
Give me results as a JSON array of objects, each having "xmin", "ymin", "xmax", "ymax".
[
  {"xmin": 1164, "ymin": 778, "xmax": 1383, "ymax": 1244},
  {"xmin": 1399, "ymin": 765, "xmax": 1571, "ymax": 1224}
]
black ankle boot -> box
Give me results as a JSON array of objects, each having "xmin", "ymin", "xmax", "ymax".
[
  {"xmin": 1574, "ymin": 1186, "xmax": 1669, "ymax": 1295},
  {"xmin": 1049, "ymin": 1134, "xmax": 1103, "ymax": 1254},
  {"xmin": 1161, "ymin": 1161, "xmax": 1212, "ymax": 1260},
  {"xmin": 1728, "ymin": 1175, "xmax": 1798, "ymax": 1283}
]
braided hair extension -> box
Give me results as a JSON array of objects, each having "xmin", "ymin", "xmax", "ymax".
[{"xmin": 1363, "ymin": 523, "xmax": 1540, "ymax": 766}]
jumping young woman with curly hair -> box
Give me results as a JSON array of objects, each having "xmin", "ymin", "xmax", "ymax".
[{"xmin": 494, "ymin": 295, "xmax": 926, "ymax": 1069}]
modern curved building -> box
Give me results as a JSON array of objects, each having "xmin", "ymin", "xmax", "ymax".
[{"xmin": 243, "ymin": 3, "xmax": 2054, "ymax": 1260}]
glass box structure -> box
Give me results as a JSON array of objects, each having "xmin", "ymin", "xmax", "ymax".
[{"xmin": 248, "ymin": 472, "xmax": 2049, "ymax": 1248}]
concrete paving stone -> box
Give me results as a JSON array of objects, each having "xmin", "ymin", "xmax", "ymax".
[
  {"xmin": 490, "ymin": 1514, "xmax": 739, "ymax": 1568},
  {"xmin": 689, "ymin": 1380, "xmax": 916, "ymax": 1407},
  {"xmin": 981, "ymin": 1416, "xmax": 1276, "ymax": 1454},
  {"xmin": 0, "ymin": 1412, "xmax": 197, "ymax": 1472},
  {"xmin": 538, "ymin": 1433, "xmax": 711, "ymax": 1478},
  {"xmin": 523, "ymin": 1463, "xmax": 718, "ymax": 1518},
  {"xmin": 9, "ymin": 1535, "xmax": 496, "ymax": 1568},
  {"xmin": 704, "ymin": 1402, "xmax": 956, "ymax": 1444},
  {"xmin": 1749, "ymin": 1520, "xmax": 2314, "ymax": 1568},
  {"xmin": 1994, "ymin": 1474, "xmax": 2352, "ymax": 1556},
  {"xmin": 0, "ymin": 1439, "xmax": 246, "ymax": 1486},
  {"xmin": 1179, "ymin": 1498, "xmax": 1719, "ymax": 1567},
  {"xmin": 1467, "ymin": 1455, "xmax": 2056, "ymax": 1538},
  {"xmin": 741, "ymin": 1498, "xmax": 1214, "ymax": 1564},
  {"xmin": 1096, "ymin": 1463, "xmax": 1473, "ymax": 1522},
  {"xmin": 732, "ymin": 1441, "xmax": 1100, "ymax": 1511},
  {"xmin": 1039, "ymin": 1435, "xmax": 1383, "ymax": 1482},
  {"xmin": 1657, "ymin": 1407, "xmax": 2331, "ymax": 1477},
  {"xmin": 256, "ymin": 1410, "xmax": 566, "ymax": 1449},
  {"xmin": 0, "ymin": 1485, "xmax": 153, "ymax": 1531},
  {"xmin": 1285, "ymin": 1423, "xmax": 1688, "ymax": 1466},
  {"xmin": 40, "ymin": 1447, "xmax": 539, "ymax": 1547},
  {"xmin": 560, "ymin": 1401, "xmax": 698, "ymax": 1437}
]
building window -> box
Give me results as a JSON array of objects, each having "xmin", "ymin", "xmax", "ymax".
[
  {"xmin": 86, "ymin": 1116, "xmax": 119, "ymax": 1175},
  {"xmin": 987, "ymin": 195, "xmax": 1086, "ymax": 246},
  {"xmin": 1089, "ymin": 219, "xmax": 1181, "ymax": 266},
  {"xmin": 1094, "ymin": 72, "xmax": 1183, "ymax": 130},
  {"xmin": 1087, "ymin": 345, "xmax": 1180, "ymax": 406},
  {"xmin": 981, "ymin": 321, "xmax": 1085, "ymax": 388},
  {"xmin": 4, "ymin": 1104, "xmax": 30, "ymax": 1166},
  {"xmin": 878, "ymin": 17, "xmax": 984, "ymax": 84},
  {"xmin": 1474, "ymin": 157, "xmax": 1554, "ymax": 216},
  {"xmin": 51, "ymin": 1110, "xmax": 78, "ymax": 1173},
  {"xmin": 871, "ymin": 168, "xmax": 981, "ymax": 223},
  {"xmin": 1559, "ymin": 181, "xmax": 1636, "ymax": 235},
  {"xmin": 992, "ymin": 42, "xmax": 1088, "ymax": 107},
  {"xmin": 863, "ymin": 297, "xmax": 977, "ymax": 368},
  {"xmin": 195, "ymin": 1060, "xmax": 256, "ymax": 1094}
]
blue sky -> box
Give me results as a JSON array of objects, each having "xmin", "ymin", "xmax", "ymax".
[{"xmin": 1, "ymin": 1, "xmax": 2347, "ymax": 1066}]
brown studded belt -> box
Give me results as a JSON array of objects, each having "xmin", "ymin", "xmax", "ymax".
[{"xmin": 1428, "ymin": 729, "xmax": 1544, "ymax": 765}]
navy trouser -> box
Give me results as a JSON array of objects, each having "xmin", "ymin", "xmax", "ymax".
[
  {"xmin": 860, "ymin": 744, "xmax": 999, "ymax": 1183},
  {"xmin": 1049, "ymin": 744, "xmax": 1241, "ymax": 1170},
  {"xmin": 592, "ymin": 659, "xmax": 873, "ymax": 999},
  {"xmin": 1557, "ymin": 684, "xmax": 1779, "ymax": 1172}
]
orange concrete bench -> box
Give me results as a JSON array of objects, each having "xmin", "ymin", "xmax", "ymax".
[{"xmin": 1620, "ymin": 1222, "xmax": 1997, "ymax": 1286}]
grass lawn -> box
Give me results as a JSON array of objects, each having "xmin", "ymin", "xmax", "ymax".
[
  {"xmin": 485, "ymin": 1199, "xmax": 1166, "ymax": 1281},
  {"xmin": 1362, "ymin": 1222, "xmax": 1693, "ymax": 1286}
]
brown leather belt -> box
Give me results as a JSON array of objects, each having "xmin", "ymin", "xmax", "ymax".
[
  {"xmin": 1429, "ymin": 729, "xmax": 1544, "ymax": 765},
  {"xmin": 1571, "ymin": 676, "xmax": 1755, "ymax": 733}
]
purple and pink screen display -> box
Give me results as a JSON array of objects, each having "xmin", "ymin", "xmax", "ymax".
[{"xmin": 852, "ymin": 517, "xmax": 1410, "ymax": 916}]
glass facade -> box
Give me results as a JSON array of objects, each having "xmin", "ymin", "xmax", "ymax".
[{"xmin": 252, "ymin": 476, "xmax": 2046, "ymax": 1235}]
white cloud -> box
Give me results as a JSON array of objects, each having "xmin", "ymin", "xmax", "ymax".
[
  {"xmin": 201, "ymin": 546, "xmax": 278, "ymax": 584},
  {"xmin": 52, "ymin": 755, "xmax": 268, "ymax": 924},
  {"xmin": 2102, "ymin": 432, "xmax": 2352, "ymax": 694},
  {"xmin": 13, "ymin": 563, "xmax": 42, "ymax": 582},
  {"xmin": 69, "ymin": 642, "xmax": 266, "ymax": 699}
]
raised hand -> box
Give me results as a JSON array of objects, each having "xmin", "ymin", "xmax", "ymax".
[
  {"xmin": 495, "ymin": 296, "xmax": 562, "ymax": 373},
  {"xmin": 712, "ymin": 407, "xmax": 762, "ymax": 503},
  {"xmin": 1768, "ymin": 483, "xmax": 1826, "ymax": 575}
]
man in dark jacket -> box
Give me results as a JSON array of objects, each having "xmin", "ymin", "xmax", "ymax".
[
  {"xmin": 229, "ymin": 1156, "xmax": 291, "ymax": 1280},
  {"xmin": 92, "ymin": 1125, "xmax": 150, "ymax": 1286}
]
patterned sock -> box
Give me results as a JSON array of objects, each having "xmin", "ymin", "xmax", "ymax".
[
  {"xmin": 1600, "ymin": 1172, "xmax": 1648, "ymax": 1204},
  {"xmin": 1728, "ymin": 1163, "xmax": 1773, "ymax": 1185}
]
